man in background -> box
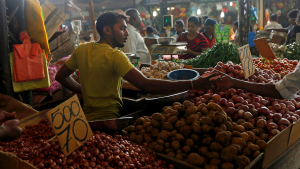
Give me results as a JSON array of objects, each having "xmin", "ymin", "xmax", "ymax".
[{"xmin": 264, "ymin": 13, "xmax": 284, "ymax": 39}]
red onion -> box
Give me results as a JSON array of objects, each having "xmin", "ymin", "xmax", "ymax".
[
  {"xmin": 266, "ymin": 122, "xmax": 278, "ymax": 131},
  {"xmin": 278, "ymin": 118, "xmax": 291, "ymax": 126},
  {"xmin": 256, "ymin": 119, "xmax": 267, "ymax": 128}
]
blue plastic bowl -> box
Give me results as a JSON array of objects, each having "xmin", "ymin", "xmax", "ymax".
[{"xmin": 167, "ymin": 69, "xmax": 199, "ymax": 81}]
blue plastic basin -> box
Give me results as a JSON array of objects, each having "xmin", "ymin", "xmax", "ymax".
[{"xmin": 167, "ymin": 69, "xmax": 199, "ymax": 81}]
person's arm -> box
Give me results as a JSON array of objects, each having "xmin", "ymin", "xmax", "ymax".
[
  {"xmin": 124, "ymin": 68, "xmax": 216, "ymax": 94},
  {"xmin": 0, "ymin": 119, "xmax": 23, "ymax": 142},
  {"xmin": 185, "ymin": 49, "xmax": 204, "ymax": 56},
  {"xmin": 55, "ymin": 64, "xmax": 82, "ymax": 94}
]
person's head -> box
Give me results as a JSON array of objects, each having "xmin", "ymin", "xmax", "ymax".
[
  {"xmin": 146, "ymin": 25, "xmax": 154, "ymax": 34},
  {"xmin": 233, "ymin": 20, "xmax": 238, "ymax": 32},
  {"xmin": 125, "ymin": 8, "xmax": 142, "ymax": 29},
  {"xmin": 270, "ymin": 13, "xmax": 277, "ymax": 22},
  {"xmin": 287, "ymin": 9, "xmax": 299, "ymax": 25},
  {"xmin": 187, "ymin": 16, "xmax": 200, "ymax": 34},
  {"xmin": 204, "ymin": 18, "xmax": 217, "ymax": 36},
  {"xmin": 202, "ymin": 15, "xmax": 209, "ymax": 22},
  {"xmin": 175, "ymin": 19, "xmax": 184, "ymax": 34},
  {"xmin": 96, "ymin": 12, "xmax": 128, "ymax": 48}
]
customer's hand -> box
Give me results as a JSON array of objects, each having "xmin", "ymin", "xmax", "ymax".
[
  {"xmin": 193, "ymin": 73, "xmax": 219, "ymax": 91},
  {"xmin": 2, "ymin": 119, "xmax": 23, "ymax": 142},
  {"xmin": 0, "ymin": 110, "xmax": 17, "ymax": 125},
  {"xmin": 211, "ymin": 70, "xmax": 235, "ymax": 91}
]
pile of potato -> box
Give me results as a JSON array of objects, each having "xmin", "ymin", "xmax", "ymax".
[
  {"xmin": 141, "ymin": 61, "xmax": 184, "ymax": 79},
  {"xmin": 124, "ymin": 101, "xmax": 267, "ymax": 169}
]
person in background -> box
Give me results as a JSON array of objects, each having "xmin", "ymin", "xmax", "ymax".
[
  {"xmin": 174, "ymin": 19, "xmax": 186, "ymax": 41},
  {"xmin": 139, "ymin": 23, "xmax": 147, "ymax": 37},
  {"xmin": 122, "ymin": 8, "xmax": 151, "ymax": 65},
  {"xmin": 265, "ymin": 9, "xmax": 299, "ymax": 45},
  {"xmin": 224, "ymin": 14, "xmax": 233, "ymax": 25},
  {"xmin": 177, "ymin": 16, "xmax": 208, "ymax": 59},
  {"xmin": 56, "ymin": 12, "xmax": 218, "ymax": 121},
  {"xmin": 264, "ymin": 13, "xmax": 284, "ymax": 39},
  {"xmin": 153, "ymin": 28, "xmax": 158, "ymax": 35},
  {"xmin": 198, "ymin": 17, "xmax": 203, "ymax": 33},
  {"xmin": 200, "ymin": 15, "xmax": 210, "ymax": 33},
  {"xmin": 201, "ymin": 18, "xmax": 217, "ymax": 48},
  {"xmin": 145, "ymin": 26, "xmax": 159, "ymax": 37},
  {"xmin": 233, "ymin": 20, "xmax": 239, "ymax": 45},
  {"xmin": 0, "ymin": 110, "xmax": 23, "ymax": 142}
]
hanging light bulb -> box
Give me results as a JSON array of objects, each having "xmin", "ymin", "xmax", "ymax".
[
  {"xmin": 230, "ymin": 2, "xmax": 233, "ymax": 6},
  {"xmin": 153, "ymin": 11, "xmax": 157, "ymax": 17},
  {"xmin": 157, "ymin": 8, "xmax": 160, "ymax": 11},
  {"xmin": 220, "ymin": 12, "xmax": 224, "ymax": 18},
  {"xmin": 197, "ymin": 9, "xmax": 201, "ymax": 15}
]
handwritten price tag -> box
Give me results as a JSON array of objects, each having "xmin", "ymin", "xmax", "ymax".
[
  {"xmin": 238, "ymin": 45, "xmax": 255, "ymax": 79},
  {"xmin": 46, "ymin": 95, "xmax": 93, "ymax": 156},
  {"xmin": 270, "ymin": 35, "xmax": 282, "ymax": 45}
]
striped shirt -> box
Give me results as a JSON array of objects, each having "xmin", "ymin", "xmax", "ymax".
[{"xmin": 177, "ymin": 33, "xmax": 209, "ymax": 59}]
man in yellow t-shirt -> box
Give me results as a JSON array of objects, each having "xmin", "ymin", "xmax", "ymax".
[{"xmin": 56, "ymin": 12, "xmax": 217, "ymax": 121}]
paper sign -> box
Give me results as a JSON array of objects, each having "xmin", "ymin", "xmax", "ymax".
[
  {"xmin": 253, "ymin": 38, "xmax": 276, "ymax": 60},
  {"xmin": 238, "ymin": 44, "xmax": 255, "ymax": 79},
  {"xmin": 214, "ymin": 24, "xmax": 230, "ymax": 43},
  {"xmin": 46, "ymin": 95, "xmax": 93, "ymax": 156},
  {"xmin": 270, "ymin": 35, "xmax": 282, "ymax": 45},
  {"xmin": 296, "ymin": 33, "xmax": 300, "ymax": 44}
]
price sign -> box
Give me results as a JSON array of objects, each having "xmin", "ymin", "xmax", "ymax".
[
  {"xmin": 270, "ymin": 35, "xmax": 282, "ymax": 45},
  {"xmin": 46, "ymin": 95, "xmax": 93, "ymax": 156},
  {"xmin": 238, "ymin": 45, "xmax": 255, "ymax": 79},
  {"xmin": 253, "ymin": 38, "xmax": 276, "ymax": 60}
]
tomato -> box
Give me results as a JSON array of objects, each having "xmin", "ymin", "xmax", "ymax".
[{"xmin": 292, "ymin": 60, "xmax": 298, "ymax": 65}]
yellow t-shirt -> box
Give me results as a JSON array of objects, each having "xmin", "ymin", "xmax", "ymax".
[{"xmin": 65, "ymin": 42, "xmax": 134, "ymax": 121}]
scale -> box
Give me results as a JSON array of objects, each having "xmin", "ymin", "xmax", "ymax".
[{"xmin": 151, "ymin": 15, "xmax": 187, "ymax": 60}]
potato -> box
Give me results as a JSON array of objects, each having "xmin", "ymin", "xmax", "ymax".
[
  {"xmin": 242, "ymin": 148, "xmax": 252, "ymax": 156},
  {"xmin": 175, "ymin": 133, "xmax": 185, "ymax": 143},
  {"xmin": 253, "ymin": 151, "xmax": 261, "ymax": 159},
  {"xmin": 166, "ymin": 113, "xmax": 172, "ymax": 119},
  {"xmin": 182, "ymin": 153, "xmax": 188, "ymax": 159},
  {"xmin": 214, "ymin": 127, "xmax": 225, "ymax": 133},
  {"xmin": 247, "ymin": 131, "xmax": 256, "ymax": 143},
  {"xmin": 197, "ymin": 103, "xmax": 208, "ymax": 112},
  {"xmin": 230, "ymin": 144, "xmax": 241, "ymax": 154},
  {"xmin": 144, "ymin": 135, "xmax": 153, "ymax": 143},
  {"xmin": 155, "ymin": 145, "xmax": 164, "ymax": 153},
  {"xmin": 247, "ymin": 144, "xmax": 260, "ymax": 152},
  {"xmin": 178, "ymin": 105, "xmax": 186, "ymax": 112},
  {"xmin": 191, "ymin": 134, "xmax": 200, "ymax": 143},
  {"xmin": 175, "ymin": 154, "xmax": 184, "ymax": 160},
  {"xmin": 136, "ymin": 125, "xmax": 144, "ymax": 131},
  {"xmin": 206, "ymin": 151, "xmax": 220, "ymax": 159},
  {"xmin": 202, "ymin": 137, "xmax": 214, "ymax": 145},
  {"xmin": 151, "ymin": 120, "xmax": 161, "ymax": 128},
  {"xmin": 235, "ymin": 125, "xmax": 245, "ymax": 133},
  {"xmin": 170, "ymin": 110, "xmax": 179, "ymax": 117},
  {"xmin": 185, "ymin": 106, "xmax": 197, "ymax": 117},
  {"xmin": 194, "ymin": 144, "xmax": 200, "ymax": 151},
  {"xmin": 149, "ymin": 142, "xmax": 157, "ymax": 149},
  {"xmin": 256, "ymin": 140, "xmax": 267, "ymax": 151},
  {"xmin": 171, "ymin": 130, "xmax": 177, "ymax": 137},
  {"xmin": 185, "ymin": 139, "xmax": 194, "ymax": 147},
  {"xmin": 180, "ymin": 125, "xmax": 191, "ymax": 138},
  {"xmin": 202, "ymin": 107, "xmax": 209, "ymax": 115},
  {"xmin": 210, "ymin": 142, "xmax": 223, "ymax": 152},
  {"xmin": 227, "ymin": 116, "xmax": 232, "ymax": 122},
  {"xmin": 208, "ymin": 102, "xmax": 223, "ymax": 112},
  {"xmin": 221, "ymin": 146, "xmax": 238, "ymax": 162},
  {"xmin": 204, "ymin": 165, "xmax": 218, "ymax": 169},
  {"xmin": 201, "ymin": 124, "xmax": 213, "ymax": 133},
  {"xmin": 136, "ymin": 135, "xmax": 144, "ymax": 143},
  {"xmin": 162, "ymin": 116, "xmax": 168, "ymax": 122},
  {"xmin": 146, "ymin": 126, "xmax": 153, "ymax": 133},
  {"xmin": 183, "ymin": 100, "xmax": 194, "ymax": 109},
  {"xmin": 237, "ymin": 119, "xmax": 246, "ymax": 125},
  {"xmin": 221, "ymin": 162, "xmax": 234, "ymax": 169},
  {"xmin": 240, "ymin": 132, "xmax": 249, "ymax": 142},
  {"xmin": 163, "ymin": 107, "xmax": 172, "ymax": 114},
  {"xmin": 231, "ymin": 131, "xmax": 241, "ymax": 137},
  {"xmin": 130, "ymin": 135, "xmax": 137, "ymax": 142},
  {"xmin": 157, "ymin": 139, "xmax": 164, "ymax": 145},
  {"xmin": 168, "ymin": 116, "xmax": 178, "ymax": 124},
  {"xmin": 165, "ymin": 148, "xmax": 174, "ymax": 153},
  {"xmin": 219, "ymin": 124, "xmax": 227, "ymax": 131},
  {"xmin": 182, "ymin": 145, "xmax": 191, "ymax": 154},
  {"xmin": 127, "ymin": 125, "xmax": 136, "ymax": 133},
  {"xmin": 171, "ymin": 140, "xmax": 181, "ymax": 150},
  {"xmin": 209, "ymin": 158, "xmax": 221, "ymax": 166},
  {"xmin": 241, "ymin": 122, "xmax": 254, "ymax": 130},
  {"xmin": 191, "ymin": 122, "xmax": 201, "ymax": 134},
  {"xmin": 167, "ymin": 151, "xmax": 176, "ymax": 158},
  {"xmin": 197, "ymin": 112, "xmax": 203, "ymax": 117},
  {"xmin": 187, "ymin": 153, "xmax": 206, "ymax": 167},
  {"xmin": 208, "ymin": 110, "xmax": 215, "ymax": 115},
  {"xmin": 136, "ymin": 117, "xmax": 144, "ymax": 125},
  {"xmin": 162, "ymin": 106, "xmax": 172, "ymax": 112},
  {"xmin": 137, "ymin": 129, "xmax": 147, "ymax": 135},
  {"xmin": 165, "ymin": 142, "xmax": 170, "ymax": 149},
  {"xmin": 232, "ymin": 122, "xmax": 237, "ymax": 130},
  {"xmin": 157, "ymin": 132, "xmax": 169, "ymax": 141},
  {"xmin": 251, "ymin": 129, "xmax": 260, "ymax": 136},
  {"xmin": 186, "ymin": 114, "xmax": 199, "ymax": 125},
  {"xmin": 212, "ymin": 111, "xmax": 227, "ymax": 124},
  {"xmin": 162, "ymin": 122, "xmax": 174, "ymax": 131},
  {"xmin": 259, "ymin": 133, "xmax": 268, "ymax": 141},
  {"xmin": 152, "ymin": 113, "xmax": 163, "ymax": 121},
  {"xmin": 200, "ymin": 116, "xmax": 213, "ymax": 125},
  {"xmin": 231, "ymin": 137, "xmax": 246, "ymax": 149},
  {"xmin": 199, "ymin": 147, "xmax": 209, "ymax": 156},
  {"xmin": 172, "ymin": 102, "xmax": 181, "ymax": 108},
  {"xmin": 174, "ymin": 121, "xmax": 186, "ymax": 129},
  {"xmin": 215, "ymin": 131, "xmax": 231, "ymax": 145},
  {"xmin": 151, "ymin": 128, "xmax": 160, "ymax": 137},
  {"xmin": 235, "ymin": 155, "xmax": 250, "ymax": 168},
  {"xmin": 256, "ymin": 127, "xmax": 265, "ymax": 135}
]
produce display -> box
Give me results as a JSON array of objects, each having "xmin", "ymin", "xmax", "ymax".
[
  {"xmin": 141, "ymin": 61, "xmax": 185, "ymax": 79},
  {"xmin": 0, "ymin": 119, "xmax": 172, "ymax": 169},
  {"xmin": 269, "ymin": 43, "xmax": 285, "ymax": 58},
  {"xmin": 269, "ymin": 42, "xmax": 300, "ymax": 60},
  {"xmin": 125, "ymin": 101, "xmax": 267, "ymax": 168},
  {"xmin": 179, "ymin": 43, "xmax": 241, "ymax": 68}
]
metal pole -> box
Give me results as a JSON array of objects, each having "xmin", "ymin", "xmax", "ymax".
[
  {"xmin": 88, "ymin": 0, "xmax": 98, "ymax": 41},
  {"xmin": 238, "ymin": 0, "xmax": 244, "ymax": 45},
  {"xmin": 160, "ymin": 0, "xmax": 168, "ymax": 35}
]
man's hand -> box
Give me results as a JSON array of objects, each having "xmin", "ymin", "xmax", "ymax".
[
  {"xmin": 211, "ymin": 70, "xmax": 235, "ymax": 91},
  {"xmin": 194, "ymin": 73, "xmax": 219, "ymax": 91},
  {"xmin": 0, "ymin": 110, "xmax": 17, "ymax": 125},
  {"xmin": 2, "ymin": 119, "xmax": 23, "ymax": 142}
]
